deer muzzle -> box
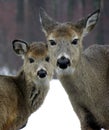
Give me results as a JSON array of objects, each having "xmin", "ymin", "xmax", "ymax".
[
  {"xmin": 57, "ymin": 56, "xmax": 71, "ymax": 69},
  {"xmin": 37, "ymin": 69, "xmax": 47, "ymax": 78}
]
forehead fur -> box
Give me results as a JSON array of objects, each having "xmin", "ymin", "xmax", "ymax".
[
  {"xmin": 27, "ymin": 42, "xmax": 48, "ymax": 58},
  {"xmin": 48, "ymin": 23, "xmax": 81, "ymax": 39}
]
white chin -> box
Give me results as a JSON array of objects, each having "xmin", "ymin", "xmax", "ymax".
[{"xmin": 56, "ymin": 66, "xmax": 75, "ymax": 76}]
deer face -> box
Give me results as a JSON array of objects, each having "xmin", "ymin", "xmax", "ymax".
[
  {"xmin": 40, "ymin": 8, "xmax": 100, "ymax": 75},
  {"xmin": 12, "ymin": 40, "xmax": 53, "ymax": 83},
  {"xmin": 47, "ymin": 24, "xmax": 82, "ymax": 75}
]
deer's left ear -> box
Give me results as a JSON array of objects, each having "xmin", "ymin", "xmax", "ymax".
[
  {"xmin": 12, "ymin": 39, "xmax": 29, "ymax": 56},
  {"xmin": 76, "ymin": 9, "xmax": 100, "ymax": 37}
]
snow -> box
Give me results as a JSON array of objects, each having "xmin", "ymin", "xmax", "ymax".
[
  {"xmin": 23, "ymin": 80, "xmax": 81, "ymax": 130},
  {"xmin": 0, "ymin": 66, "xmax": 16, "ymax": 75}
]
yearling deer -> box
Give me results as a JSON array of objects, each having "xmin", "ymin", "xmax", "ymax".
[
  {"xmin": 40, "ymin": 9, "xmax": 109, "ymax": 130},
  {"xmin": 0, "ymin": 40, "xmax": 53, "ymax": 130}
]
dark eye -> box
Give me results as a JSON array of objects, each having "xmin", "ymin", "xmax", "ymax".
[
  {"xmin": 29, "ymin": 58, "xmax": 34, "ymax": 63},
  {"xmin": 45, "ymin": 56, "xmax": 50, "ymax": 62},
  {"xmin": 49, "ymin": 40, "xmax": 56, "ymax": 46},
  {"xmin": 71, "ymin": 39, "xmax": 78, "ymax": 45}
]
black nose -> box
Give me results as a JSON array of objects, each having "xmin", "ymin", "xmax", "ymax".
[
  {"xmin": 37, "ymin": 69, "xmax": 47, "ymax": 78},
  {"xmin": 57, "ymin": 56, "xmax": 71, "ymax": 69}
]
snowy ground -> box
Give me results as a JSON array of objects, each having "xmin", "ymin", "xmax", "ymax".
[{"xmin": 23, "ymin": 80, "xmax": 81, "ymax": 130}]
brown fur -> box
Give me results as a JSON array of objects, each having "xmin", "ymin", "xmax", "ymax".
[
  {"xmin": 27, "ymin": 42, "xmax": 48, "ymax": 57},
  {"xmin": 49, "ymin": 23, "xmax": 82, "ymax": 39},
  {"xmin": 39, "ymin": 9, "xmax": 109, "ymax": 130},
  {"xmin": 0, "ymin": 41, "xmax": 54, "ymax": 130}
]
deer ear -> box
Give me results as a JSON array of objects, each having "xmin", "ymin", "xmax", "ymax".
[
  {"xmin": 12, "ymin": 39, "xmax": 29, "ymax": 56},
  {"xmin": 39, "ymin": 8, "xmax": 58, "ymax": 35},
  {"xmin": 76, "ymin": 9, "xmax": 100, "ymax": 37}
]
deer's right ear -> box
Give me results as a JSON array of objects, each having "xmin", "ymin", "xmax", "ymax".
[
  {"xmin": 12, "ymin": 39, "xmax": 29, "ymax": 56},
  {"xmin": 39, "ymin": 8, "xmax": 58, "ymax": 35}
]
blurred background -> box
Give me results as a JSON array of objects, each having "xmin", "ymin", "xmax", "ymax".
[{"xmin": 0, "ymin": 0, "xmax": 107, "ymax": 72}]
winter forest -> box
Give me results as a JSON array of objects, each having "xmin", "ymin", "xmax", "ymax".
[{"xmin": 0, "ymin": 0, "xmax": 107, "ymax": 72}]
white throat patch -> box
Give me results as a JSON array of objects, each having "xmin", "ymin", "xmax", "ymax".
[{"xmin": 56, "ymin": 66, "xmax": 75, "ymax": 77}]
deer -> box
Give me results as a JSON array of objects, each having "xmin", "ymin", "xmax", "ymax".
[
  {"xmin": 0, "ymin": 39, "xmax": 54, "ymax": 130},
  {"xmin": 39, "ymin": 8, "xmax": 109, "ymax": 130}
]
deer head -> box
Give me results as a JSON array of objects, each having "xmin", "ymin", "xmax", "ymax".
[
  {"xmin": 39, "ymin": 8, "xmax": 100, "ymax": 75},
  {"xmin": 12, "ymin": 39, "xmax": 54, "ymax": 82}
]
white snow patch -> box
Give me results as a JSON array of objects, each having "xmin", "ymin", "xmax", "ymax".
[{"xmin": 0, "ymin": 66, "xmax": 16, "ymax": 75}]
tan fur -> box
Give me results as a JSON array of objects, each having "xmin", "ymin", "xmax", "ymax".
[
  {"xmin": 39, "ymin": 9, "xmax": 109, "ymax": 130},
  {"xmin": 48, "ymin": 24, "xmax": 82, "ymax": 38},
  {"xmin": 0, "ymin": 41, "xmax": 54, "ymax": 130}
]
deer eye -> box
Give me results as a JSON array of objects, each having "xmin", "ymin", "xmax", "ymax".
[
  {"xmin": 71, "ymin": 39, "xmax": 79, "ymax": 45},
  {"xmin": 49, "ymin": 40, "xmax": 56, "ymax": 46},
  {"xmin": 45, "ymin": 56, "xmax": 50, "ymax": 62},
  {"xmin": 29, "ymin": 58, "xmax": 34, "ymax": 63}
]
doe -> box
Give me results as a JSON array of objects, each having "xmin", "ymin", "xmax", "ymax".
[
  {"xmin": 0, "ymin": 40, "xmax": 53, "ymax": 130},
  {"xmin": 40, "ymin": 8, "xmax": 109, "ymax": 130}
]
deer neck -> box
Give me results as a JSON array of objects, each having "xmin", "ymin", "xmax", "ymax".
[
  {"xmin": 14, "ymin": 69, "xmax": 26, "ymax": 97},
  {"xmin": 14, "ymin": 69, "xmax": 49, "ymax": 113}
]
